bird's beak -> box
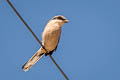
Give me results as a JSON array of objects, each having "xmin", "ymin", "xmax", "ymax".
[{"xmin": 64, "ymin": 19, "xmax": 69, "ymax": 23}]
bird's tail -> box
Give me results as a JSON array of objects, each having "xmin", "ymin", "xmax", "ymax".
[{"xmin": 22, "ymin": 48, "xmax": 46, "ymax": 72}]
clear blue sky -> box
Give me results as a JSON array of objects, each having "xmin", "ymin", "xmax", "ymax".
[{"xmin": 0, "ymin": 0, "xmax": 120, "ymax": 80}]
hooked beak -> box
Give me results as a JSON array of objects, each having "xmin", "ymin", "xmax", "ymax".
[{"xmin": 64, "ymin": 19, "xmax": 69, "ymax": 23}]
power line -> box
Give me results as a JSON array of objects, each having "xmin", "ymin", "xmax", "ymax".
[
  {"xmin": 48, "ymin": 55, "xmax": 69, "ymax": 80},
  {"xmin": 6, "ymin": 0, "xmax": 69, "ymax": 80}
]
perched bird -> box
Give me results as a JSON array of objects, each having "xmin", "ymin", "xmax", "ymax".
[{"xmin": 22, "ymin": 15, "xmax": 69, "ymax": 71}]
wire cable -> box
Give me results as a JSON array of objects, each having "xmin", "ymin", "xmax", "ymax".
[{"xmin": 6, "ymin": 0, "xmax": 69, "ymax": 80}]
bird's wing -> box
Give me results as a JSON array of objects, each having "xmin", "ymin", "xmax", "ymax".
[{"xmin": 54, "ymin": 37, "xmax": 60, "ymax": 51}]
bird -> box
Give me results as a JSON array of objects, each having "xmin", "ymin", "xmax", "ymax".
[{"xmin": 22, "ymin": 15, "xmax": 69, "ymax": 71}]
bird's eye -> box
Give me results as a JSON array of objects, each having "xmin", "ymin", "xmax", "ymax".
[
  {"xmin": 52, "ymin": 16, "xmax": 66, "ymax": 21},
  {"xmin": 57, "ymin": 17, "xmax": 66, "ymax": 20}
]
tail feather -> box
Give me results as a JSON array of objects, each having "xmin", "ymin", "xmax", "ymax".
[{"xmin": 22, "ymin": 48, "xmax": 45, "ymax": 71}]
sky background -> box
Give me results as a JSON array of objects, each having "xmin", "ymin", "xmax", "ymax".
[{"xmin": 0, "ymin": 0, "xmax": 120, "ymax": 80}]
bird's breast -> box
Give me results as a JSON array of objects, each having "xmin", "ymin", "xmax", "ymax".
[{"xmin": 42, "ymin": 25, "xmax": 61, "ymax": 52}]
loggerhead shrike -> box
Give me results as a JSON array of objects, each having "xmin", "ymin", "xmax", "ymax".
[{"xmin": 22, "ymin": 15, "xmax": 69, "ymax": 71}]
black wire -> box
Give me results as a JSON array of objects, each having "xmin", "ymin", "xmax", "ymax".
[
  {"xmin": 6, "ymin": 0, "xmax": 44, "ymax": 49},
  {"xmin": 48, "ymin": 55, "xmax": 69, "ymax": 80},
  {"xmin": 6, "ymin": 0, "xmax": 69, "ymax": 80}
]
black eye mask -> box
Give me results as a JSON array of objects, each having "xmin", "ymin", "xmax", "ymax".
[{"xmin": 53, "ymin": 16, "xmax": 66, "ymax": 21}]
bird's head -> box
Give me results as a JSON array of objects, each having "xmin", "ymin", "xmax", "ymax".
[
  {"xmin": 52, "ymin": 15, "xmax": 69, "ymax": 23},
  {"xmin": 48, "ymin": 15, "xmax": 69, "ymax": 26}
]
